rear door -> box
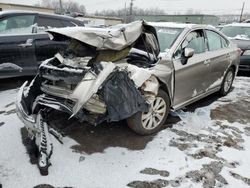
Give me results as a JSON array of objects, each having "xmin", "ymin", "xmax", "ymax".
[
  {"xmin": 0, "ymin": 14, "xmax": 37, "ymax": 78},
  {"xmin": 204, "ymin": 30, "xmax": 231, "ymax": 90},
  {"xmin": 173, "ymin": 29, "xmax": 211, "ymax": 107}
]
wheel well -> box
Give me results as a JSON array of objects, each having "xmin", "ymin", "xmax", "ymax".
[{"xmin": 158, "ymin": 80, "xmax": 172, "ymax": 106}]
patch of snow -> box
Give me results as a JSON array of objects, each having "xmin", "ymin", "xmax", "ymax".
[{"xmin": 175, "ymin": 107, "xmax": 212, "ymax": 134}]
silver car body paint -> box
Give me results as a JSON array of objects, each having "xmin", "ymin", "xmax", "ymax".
[{"xmin": 149, "ymin": 22, "xmax": 239, "ymax": 109}]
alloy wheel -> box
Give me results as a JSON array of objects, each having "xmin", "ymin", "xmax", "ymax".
[
  {"xmin": 141, "ymin": 97, "xmax": 167, "ymax": 130},
  {"xmin": 224, "ymin": 71, "xmax": 233, "ymax": 93}
]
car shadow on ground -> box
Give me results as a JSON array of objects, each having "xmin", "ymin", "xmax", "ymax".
[
  {"xmin": 47, "ymin": 111, "xmax": 180, "ymax": 154},
  {"xmin": 14, "ymin": 76, "xmax": 238, "ymax": 156},
  {"xmin": 45, "ymin": 89, "xmax": 226, "ymax": 155}
]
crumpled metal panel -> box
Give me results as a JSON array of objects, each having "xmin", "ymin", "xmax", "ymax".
[{"xmin": 47, "ymin": 21, "xmax": 155, "ymax": 52}]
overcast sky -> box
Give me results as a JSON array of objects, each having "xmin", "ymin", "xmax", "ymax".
[{"xmin": 0, "ymin": 0, "xmax": 249, "ymax": 14}]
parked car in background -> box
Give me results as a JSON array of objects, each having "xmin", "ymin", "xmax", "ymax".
[
  {"xmin": 16, "ymin": 21, "xmax": 240, "ymax": 175},
  {"xmin": 0, "ymin": 11, "xmax": 84, "ymax": 79},
  {"xmin": 221, "ymin": 23, "xmax": 250, "ymax": 73},
  {"xmin": 242, "ymin": 19, "xmax": 250, "ymax": 23}
]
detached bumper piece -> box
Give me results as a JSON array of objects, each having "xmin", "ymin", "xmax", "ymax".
[
  {"xmin": 36, "ymin": 111, "xmax": 53, "ymax": 176},
  {"xmin": 16, "ymin": 82, "xmax": 63, "ymax": 176}
]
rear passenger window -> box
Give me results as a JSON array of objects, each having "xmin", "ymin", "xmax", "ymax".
[
  {"xmin": 206, "ymin": 30, "xmax": 223, "ymax": 51},
  {"xmin": 37, "ymin": 16, "xmax": 65, "ymax": 28}
]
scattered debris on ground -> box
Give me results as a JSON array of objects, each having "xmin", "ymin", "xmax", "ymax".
[
  {"xmin": 230, "ymin": 171, "xmax": 250, "ymax": 186},
  {"xmin": 127, "ymin": 179, "xmax": 169, "ymax": 188},
  {"xmin": 185, "ymin": 161, "xmax": 228, "ymax": 187},
  {"xmin": 140, "ymin": 168, "xmax": 170, "ymax": 177}
]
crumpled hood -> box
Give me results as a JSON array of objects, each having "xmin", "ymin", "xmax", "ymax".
[{"xmin": 46, "ymin": 20, "xmax": 160, "ymax": 55}]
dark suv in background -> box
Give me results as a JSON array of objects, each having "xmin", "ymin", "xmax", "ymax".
[{"xmin": 0, "ymin": 11, "xmax": 84, "ymax": 79}]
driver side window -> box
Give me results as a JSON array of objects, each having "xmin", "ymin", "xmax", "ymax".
[
  {"xmin": 0, "ymin": 15, "xmax": 35, "ymax": 35},
  {"xmin": 174, "ymin": 30, "xmax": 206, "ymax": 59}
]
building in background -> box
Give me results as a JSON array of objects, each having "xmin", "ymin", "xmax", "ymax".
[
  {"xmin": 218, "ymin": 14, "xmax": 250, "ymax": 24},
  {"xmin": 0, "ymin": 3, "xmax": 54, "ymax": 14},
  {"xmin": 73, "ymin": 14, "xmax": 122, "ymax": 26},
  {"xmin": 134, "ymin": 14, "xmax": 219, "ymax": 25}
]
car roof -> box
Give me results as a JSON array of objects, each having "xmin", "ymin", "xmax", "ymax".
[
  {"xmin": 148, "ymin": 22, "xmax": 196, "ymax": 29},
  {"xmin": 224, "ymin": 22, "xmax": 250, "ymax": 27},
  {"xmin": 0, "ymin": 10, "xmax": 77, "ymax": 21},
  {"xmin": 148, "ymin": 22, "xmax": 216, "ymax": 30}
]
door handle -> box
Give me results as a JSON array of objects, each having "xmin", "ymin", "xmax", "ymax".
[
  {"xmin": 226, "ymin": 53, "xmax": 230, "ymax": 58},
  {"xmin": 18, "ymin": 38, "xmax": 33, "ymax": 48},
  {"xmin": 204, "ymin": 59, "xmax": 211, "ymax": 65}
]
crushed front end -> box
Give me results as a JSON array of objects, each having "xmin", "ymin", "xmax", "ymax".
[{"xmin": 16, "ymin": 20, "xmax": 163, "ymax": 175}]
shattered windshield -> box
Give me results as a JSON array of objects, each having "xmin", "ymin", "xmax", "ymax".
[
  {"xmin": 155, "ymin": 27, "xmax": 183, "ymax": 52},
  {"xmin": 221, "ymin": 26, "xmax": 250, "ymax": 40}
]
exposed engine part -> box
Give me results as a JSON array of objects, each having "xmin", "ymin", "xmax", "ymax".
[
  {"xmin": 83, "ymin": 94, "xmax": 106, "ymax": 114},
  {"xmin": 55, "ymin": 53, "xmax": 91, "ymax": 69}
]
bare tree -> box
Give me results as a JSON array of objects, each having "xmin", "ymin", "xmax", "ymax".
[
  {"xmin": 185, "ymin": 8, "xmax": 202, "ymax": 15},
  {"xmin": 95, "ymin": 7, "xmax": 165, "ymax": 17},
  {"xmin": 186, "ymin": 8, "xmax": 194, "ymax": 14},
  {"xmin": 36, "ymin": 0, "xmax": 86, "ymax": 15}
]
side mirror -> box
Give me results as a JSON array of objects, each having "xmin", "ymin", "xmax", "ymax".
[
  {"xmin": 32, "ymin": 25, "xmax": 38, "ymax": 33},
  {"xmin": 181, "ymin": 48, "xmax": 194, "ymax": 65},
  {"xmin": 184, "ymin": 48, "xmax": 195, "ymax": 58}
]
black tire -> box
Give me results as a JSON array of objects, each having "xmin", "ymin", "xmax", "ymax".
[
  {"xmin": 220, "ymin": 67, "xmax": 235, "ymax": 96},
  {"xmin": 127, "ymin": 89, "xmax": 170, "ymax": 135}
]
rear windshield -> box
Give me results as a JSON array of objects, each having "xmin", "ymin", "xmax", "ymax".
[
  {"xmin": 155, "ymin": 27, "xmax": 183, "ymax": 52},
  {"xmin": 221, "ymin": 26, "xmax": 250, "ymax": 40}
]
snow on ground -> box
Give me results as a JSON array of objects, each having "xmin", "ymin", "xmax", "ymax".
[{"xmin": 0, "ymin": 77, "xmax": 250, "ymax": 188}]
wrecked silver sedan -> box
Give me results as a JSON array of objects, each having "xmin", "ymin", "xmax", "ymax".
[{"xmin": 16, "ymin": 21, "xmax": 240, "ymax": 175}]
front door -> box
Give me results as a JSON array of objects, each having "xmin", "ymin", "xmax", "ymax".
[{"xmin": 173, "ymin": 29, "xmax": 211, "ymax": 107}]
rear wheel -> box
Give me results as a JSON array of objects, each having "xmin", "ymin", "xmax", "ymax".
[
  {"xmin": 220, "ymin": 67, "xmax": 235, "ymax": 96},
  {"xmin": 127, "ymin": 89, "xmax": 170, "ymax": 135}
]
